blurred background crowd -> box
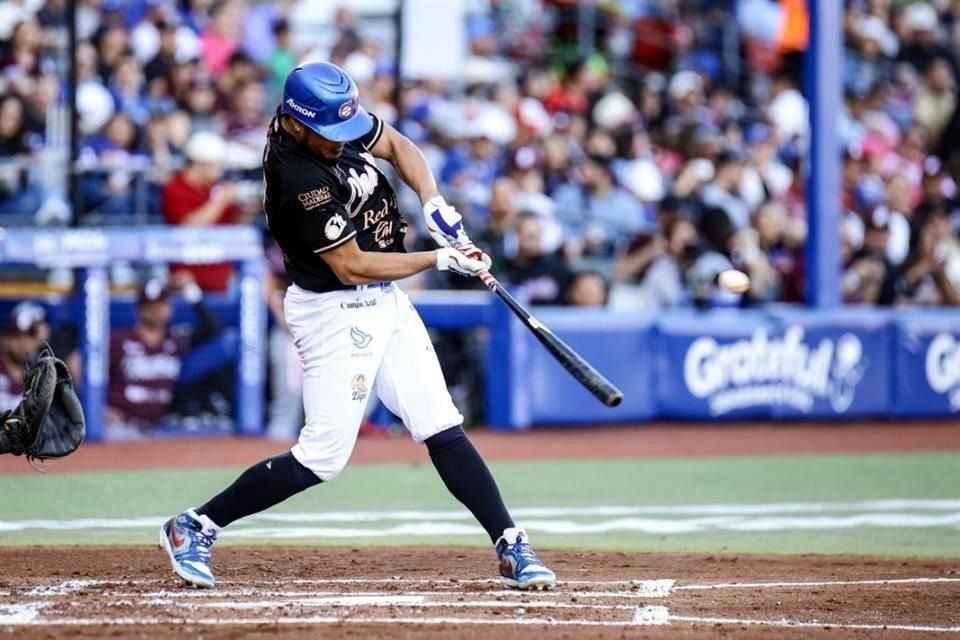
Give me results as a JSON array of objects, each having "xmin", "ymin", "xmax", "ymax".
[
  {"xmin": 2, "ymin": 0, "xmax": 960, "ymax": 307},
  {"xmin": 1, "ymin": 0, "xmax": 960, "ymax": 434}
]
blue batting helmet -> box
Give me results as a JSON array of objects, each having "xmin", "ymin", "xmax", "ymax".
[{"xmin": 280, "ymin": 62, "xmax": 373, "ymax": 142}]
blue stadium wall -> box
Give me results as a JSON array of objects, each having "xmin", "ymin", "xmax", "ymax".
[{"xmin": 3, "ymin": 228, "xmax": 959, "ymax": 439}]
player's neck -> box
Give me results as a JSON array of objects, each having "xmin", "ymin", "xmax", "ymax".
[{"xmin": 279, "ymin": 116, "xmax": 302, "ymax": 143}]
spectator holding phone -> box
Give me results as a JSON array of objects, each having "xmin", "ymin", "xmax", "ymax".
[{"xmin": 162, "ymin": 131, "xmax": 243, "ymax": 292}]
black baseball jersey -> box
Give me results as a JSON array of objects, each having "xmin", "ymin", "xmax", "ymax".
[{"xmin": 262, "ymin": 112, "xmax": 407, "ymax": 293}]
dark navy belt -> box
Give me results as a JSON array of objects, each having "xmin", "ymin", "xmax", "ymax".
[{"xmin": 353, "ymin": 282, "xmax": 392, "ymax": 291}]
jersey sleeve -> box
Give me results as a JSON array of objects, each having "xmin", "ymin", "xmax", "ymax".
[
  {"xmin": 356, "ymin": 113, "xmax": 384, "ymax": 152},
  {"xmin": 284, "ymin": 175, "xmax": 358, "ymax": 254}
]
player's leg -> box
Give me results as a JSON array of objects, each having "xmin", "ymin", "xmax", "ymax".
[
  {"xmin": 159, "ymin": 286, "xmax": 388, "ymax": 588},
  {"xmin": 374, "ymin": 288, "xmax": 556, "ymax": 590},
  {"xmin": 266, "ymin": 325, "xmax": 304, "ymax": 440}
]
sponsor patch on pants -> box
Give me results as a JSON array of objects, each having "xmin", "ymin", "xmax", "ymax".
[{"xmin": 351, "ymin": 374, "xmax": 368, "ymax": 402}]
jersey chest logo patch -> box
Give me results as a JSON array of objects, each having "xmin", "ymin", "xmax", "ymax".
[
  {"xmin": 345, "ymin": 153, "xmax": 380, "ymax": 218},
  {"xmin": 298, "ymin": 187, "xmax": 332, "ymax": 211},
  {"xmin": 325, "ymin": 213, "xmax": 348, "ymax": 240}
]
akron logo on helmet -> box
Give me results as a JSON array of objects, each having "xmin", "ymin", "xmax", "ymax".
[
  {"xmin": 286, "ymin": 98, "xmax": 316, "ymax": 119},
  {"xmin": 338, "ymin": 100, "xmax": 356, "ymax": 120}
]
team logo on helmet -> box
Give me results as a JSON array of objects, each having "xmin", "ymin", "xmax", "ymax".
[{"xmin": 338, "ymin": 100, "xmax": 356, "ymax": 120}]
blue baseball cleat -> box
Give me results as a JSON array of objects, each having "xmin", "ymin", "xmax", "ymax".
[
  {"xmin": 158, "ymin": 510, "xmax": 219, "ymax": 588},
  {"xmin": 496, "ymin": 528, "xmax": 557, "ymax": 590}
]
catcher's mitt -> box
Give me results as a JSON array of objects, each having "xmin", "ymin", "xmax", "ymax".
[{"xmin": 0, "ymin": 346, "xmax": 85, "ymax": 462}]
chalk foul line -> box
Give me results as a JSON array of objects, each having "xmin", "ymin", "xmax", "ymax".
[
  {"xmin": 7, "ymin": 609, "xmax": 960, "ymax": 632},
  {"xmin": 677, "ymin": 577, "xmax": 960, "ymax": 591},
  {"xmin": 665, "ymin": 611, "xmax": 960, "ymax": 634}
]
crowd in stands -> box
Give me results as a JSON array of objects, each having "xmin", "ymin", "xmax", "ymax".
[
  {"xmin": 2, "ymin": 0, "xmax": 960, "ymax": 433},
  {"xmin": 1, "ymin": 0, "xmax": 959, "ymax": 308}
]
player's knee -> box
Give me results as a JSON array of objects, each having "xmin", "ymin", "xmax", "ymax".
[
  {"xmin": 286, "ymin": 452, "xmax": 324, "ymax": 489},
  {"xmin": 291, "ymin": 445, "xmax": 350, "ymax": 482},
  {"xmin": 318, "ymin": 462, "xmax": 346, "ymax": 482},
  {"xmin": 424, "ymin": 424, "xmax": 466, "ymax": 454},
  {"xmin": 308, "ymin": 456, "xmax": 349, "ymax": 482}
]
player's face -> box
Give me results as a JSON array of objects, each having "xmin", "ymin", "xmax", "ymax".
[{"xmin": 304, "ymin": 129, "xmax": 346, "ymax": 162}]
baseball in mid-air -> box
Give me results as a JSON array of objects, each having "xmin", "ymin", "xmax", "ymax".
[{"xmin": 718, "ymin": 269, "xmax": 751, "ymax": 294}]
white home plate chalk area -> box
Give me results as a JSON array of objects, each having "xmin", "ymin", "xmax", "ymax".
[{"xmin": 1, "ymin": 547, "xmax": 958, "ymax": 639}]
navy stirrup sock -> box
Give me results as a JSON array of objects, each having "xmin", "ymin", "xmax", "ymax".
[
  {"xmin": 197, "ymin": 452, "xmax": 321, "ymax": 528},
  {"xmin": 425, "ymin": 426, "xmax": 514, "ymax": 543}
]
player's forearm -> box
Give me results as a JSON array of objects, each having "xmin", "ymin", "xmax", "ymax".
[
  {"xmin": 389, "ymin": 133, "xmax": 439, "ymax": 205},
  {"xmin": 338, "ymin": 250, "xmax": 437, "ymax": 285}
]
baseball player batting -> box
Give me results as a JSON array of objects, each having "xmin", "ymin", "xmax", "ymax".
[{"xmin": 159, "ymin": 62, "xmax": 556, "ymax": 591}]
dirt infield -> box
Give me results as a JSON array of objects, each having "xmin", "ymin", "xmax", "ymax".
[
  {"xmin": 2, "ymin": 421, "xmax": 959, "ymax": 475},
  {"xmin": 1, "ymin": 547, "xmax": 958, "ymax": 638}
]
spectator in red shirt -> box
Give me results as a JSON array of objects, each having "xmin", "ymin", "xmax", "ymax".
[
  {"xmin": 162, "ymin": 131, "xmax": 242, "ymax": 292},
  {"xmin": 543, "ymin": 59, "xmax": 593, "ymax": 116}
]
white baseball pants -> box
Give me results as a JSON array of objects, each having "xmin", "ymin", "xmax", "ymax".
[{"xmin": 283, "ymin": 282, "xmax": 463, "ymax": 480}]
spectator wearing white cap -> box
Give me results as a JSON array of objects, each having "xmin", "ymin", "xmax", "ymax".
[
  {"xmin": 843, "ymin": 205, "xmax": 894, "ymax": 304},
  {"xmin": 845, "ymin": 14, "xmax": 896, "ymax": 97},
  {"xmin": 439, "ymin": 105, "xmax": 511, "ymax": 213},
  {"xmin": 76, "ymin": 41, "xmax": 115, "ymax": 136},
  {"xmin": 899, "ymin": 1, "xmax": 959, "ymax": 79},
  {"xmin": 0, "ymin": 302, "xmax": 48, "ymax": 412},
  {"xmin": 162, "ymin": 131, "xmax": 242, "ymax": 292}
]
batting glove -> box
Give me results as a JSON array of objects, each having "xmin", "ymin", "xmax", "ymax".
[
  {"xmin": 423, "ymin": 196, "xmax": 493, "ymax": 269},
  {"xmin": 436, "ymin": 247, "xmax": 487, "ymax": 277},
  {"xmin": 423, "ymin": 195, "xmax": 464, "ymax": 248},
  {"xmin": 454, "ymin": 237, "xmax": 493, "ymax": 271}
]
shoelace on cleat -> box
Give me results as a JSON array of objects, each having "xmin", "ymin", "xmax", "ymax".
[
  {"xmin": 180, "ymin": 522, "xmax": 216, "ymax": 561},
  {"xmin": 512, "ymin": 542, "xmax": 543, "ymax": 567},
  {"xmin": 191, "ymin": 532, "xmax": 215, "ymax": 559}
]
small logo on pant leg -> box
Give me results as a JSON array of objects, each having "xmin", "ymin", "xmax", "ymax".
[
  {"xmin": 351, "ymin": 374, "xmax": 368, "ymax": 402},
  {"xmin": 350, "ymin": 326, "xmax": 373, "ymax": 349}
]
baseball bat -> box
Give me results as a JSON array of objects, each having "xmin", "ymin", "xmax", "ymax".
[{"xmin": 478, "ymin": 272, "xmax": 624, "ymax": 408}]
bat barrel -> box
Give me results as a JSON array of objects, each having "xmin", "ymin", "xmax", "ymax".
[{"xmin": 482, "ymin": 273, "xmax": 625, "ymax": 409}]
